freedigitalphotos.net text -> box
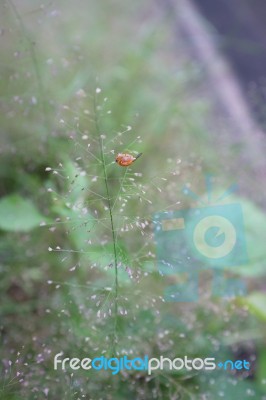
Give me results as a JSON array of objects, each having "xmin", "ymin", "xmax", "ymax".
[{"xmin": 54, "ymin": 353, "xmax": 250, "ymax": 375}]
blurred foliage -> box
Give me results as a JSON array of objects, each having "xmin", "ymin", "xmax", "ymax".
[
  {"xmin": 0, "ymin": 0, "xmax": 266, "ymax": 399},
  {"xmin": 0, "ymin": 194, "xmax": 46, "ymax": 231}
]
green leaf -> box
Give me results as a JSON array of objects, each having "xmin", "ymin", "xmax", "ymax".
[
  {"xmin": 257, "ymin": 348, "xmax": 266, "ymax": 388},
  {"xmin": 240, "ymin": 197, "xmax": 266, "ymax": 277},
  {"xmin": 244, "ymin": 292, "xmax": 266, "ymax": 321},
  {"xmin": 0, "ymin": 194, "xmax": 45, "ymax": 232}
]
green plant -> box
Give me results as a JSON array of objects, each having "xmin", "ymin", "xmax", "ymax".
[
  {"xmin": 2, "ymin": 1, "xmax": 266, "ymax": 399},
  {"xmin": 45, "ymin": 86, "xmax": 154, "ymax": 356}
]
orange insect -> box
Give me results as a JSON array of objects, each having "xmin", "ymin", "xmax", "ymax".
[{"xmin": 115, "ymin": 152, "xmax": 142, "ymax": 167}]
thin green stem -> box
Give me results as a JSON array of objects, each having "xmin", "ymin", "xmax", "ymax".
[
  {"xmin": 112, "ymin": 168, "xmax": 129, "ymax": 212},
  {"xmin": 93, "ymin": 95, "xmax": 119, "ymax": 356}
]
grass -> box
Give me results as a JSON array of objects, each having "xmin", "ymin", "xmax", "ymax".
[{"xmin": 1, "ymin": 0, "xmax": 266, "ymax": 399}]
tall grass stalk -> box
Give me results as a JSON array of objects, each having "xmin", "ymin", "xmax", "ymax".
[{"xmin": 93, "ymin": 93, "xmax": 119, "ymax": 355}]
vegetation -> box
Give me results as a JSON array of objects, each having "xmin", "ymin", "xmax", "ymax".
[{"xmin": 1, "ymin": 1, "xmax": 266, "ymax": 399}]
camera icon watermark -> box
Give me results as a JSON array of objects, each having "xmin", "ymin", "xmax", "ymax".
[{"xmin": 153, "ymin": 177, "xmax": 248, "ymax": 302}]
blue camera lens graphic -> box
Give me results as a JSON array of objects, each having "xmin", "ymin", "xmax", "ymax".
[
  {"xmin": 153, "ymin": 201, "xmax": 248, "ymax": 302},
  {"xmin": 205, "ymin": 226, "xmax": 225, "ymax": 248},
  {"xmin": 191, "ymin": 214, "xmax": 237, "ymax": 261},
  {"xmin": 185, "ymin": 205, "xmax": 247, "ymax": 267}
]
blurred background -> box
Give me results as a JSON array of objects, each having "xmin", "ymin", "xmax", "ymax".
[{"xmin": 1, "ymin": 0, "xmax": 266, "ymax": 398}]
